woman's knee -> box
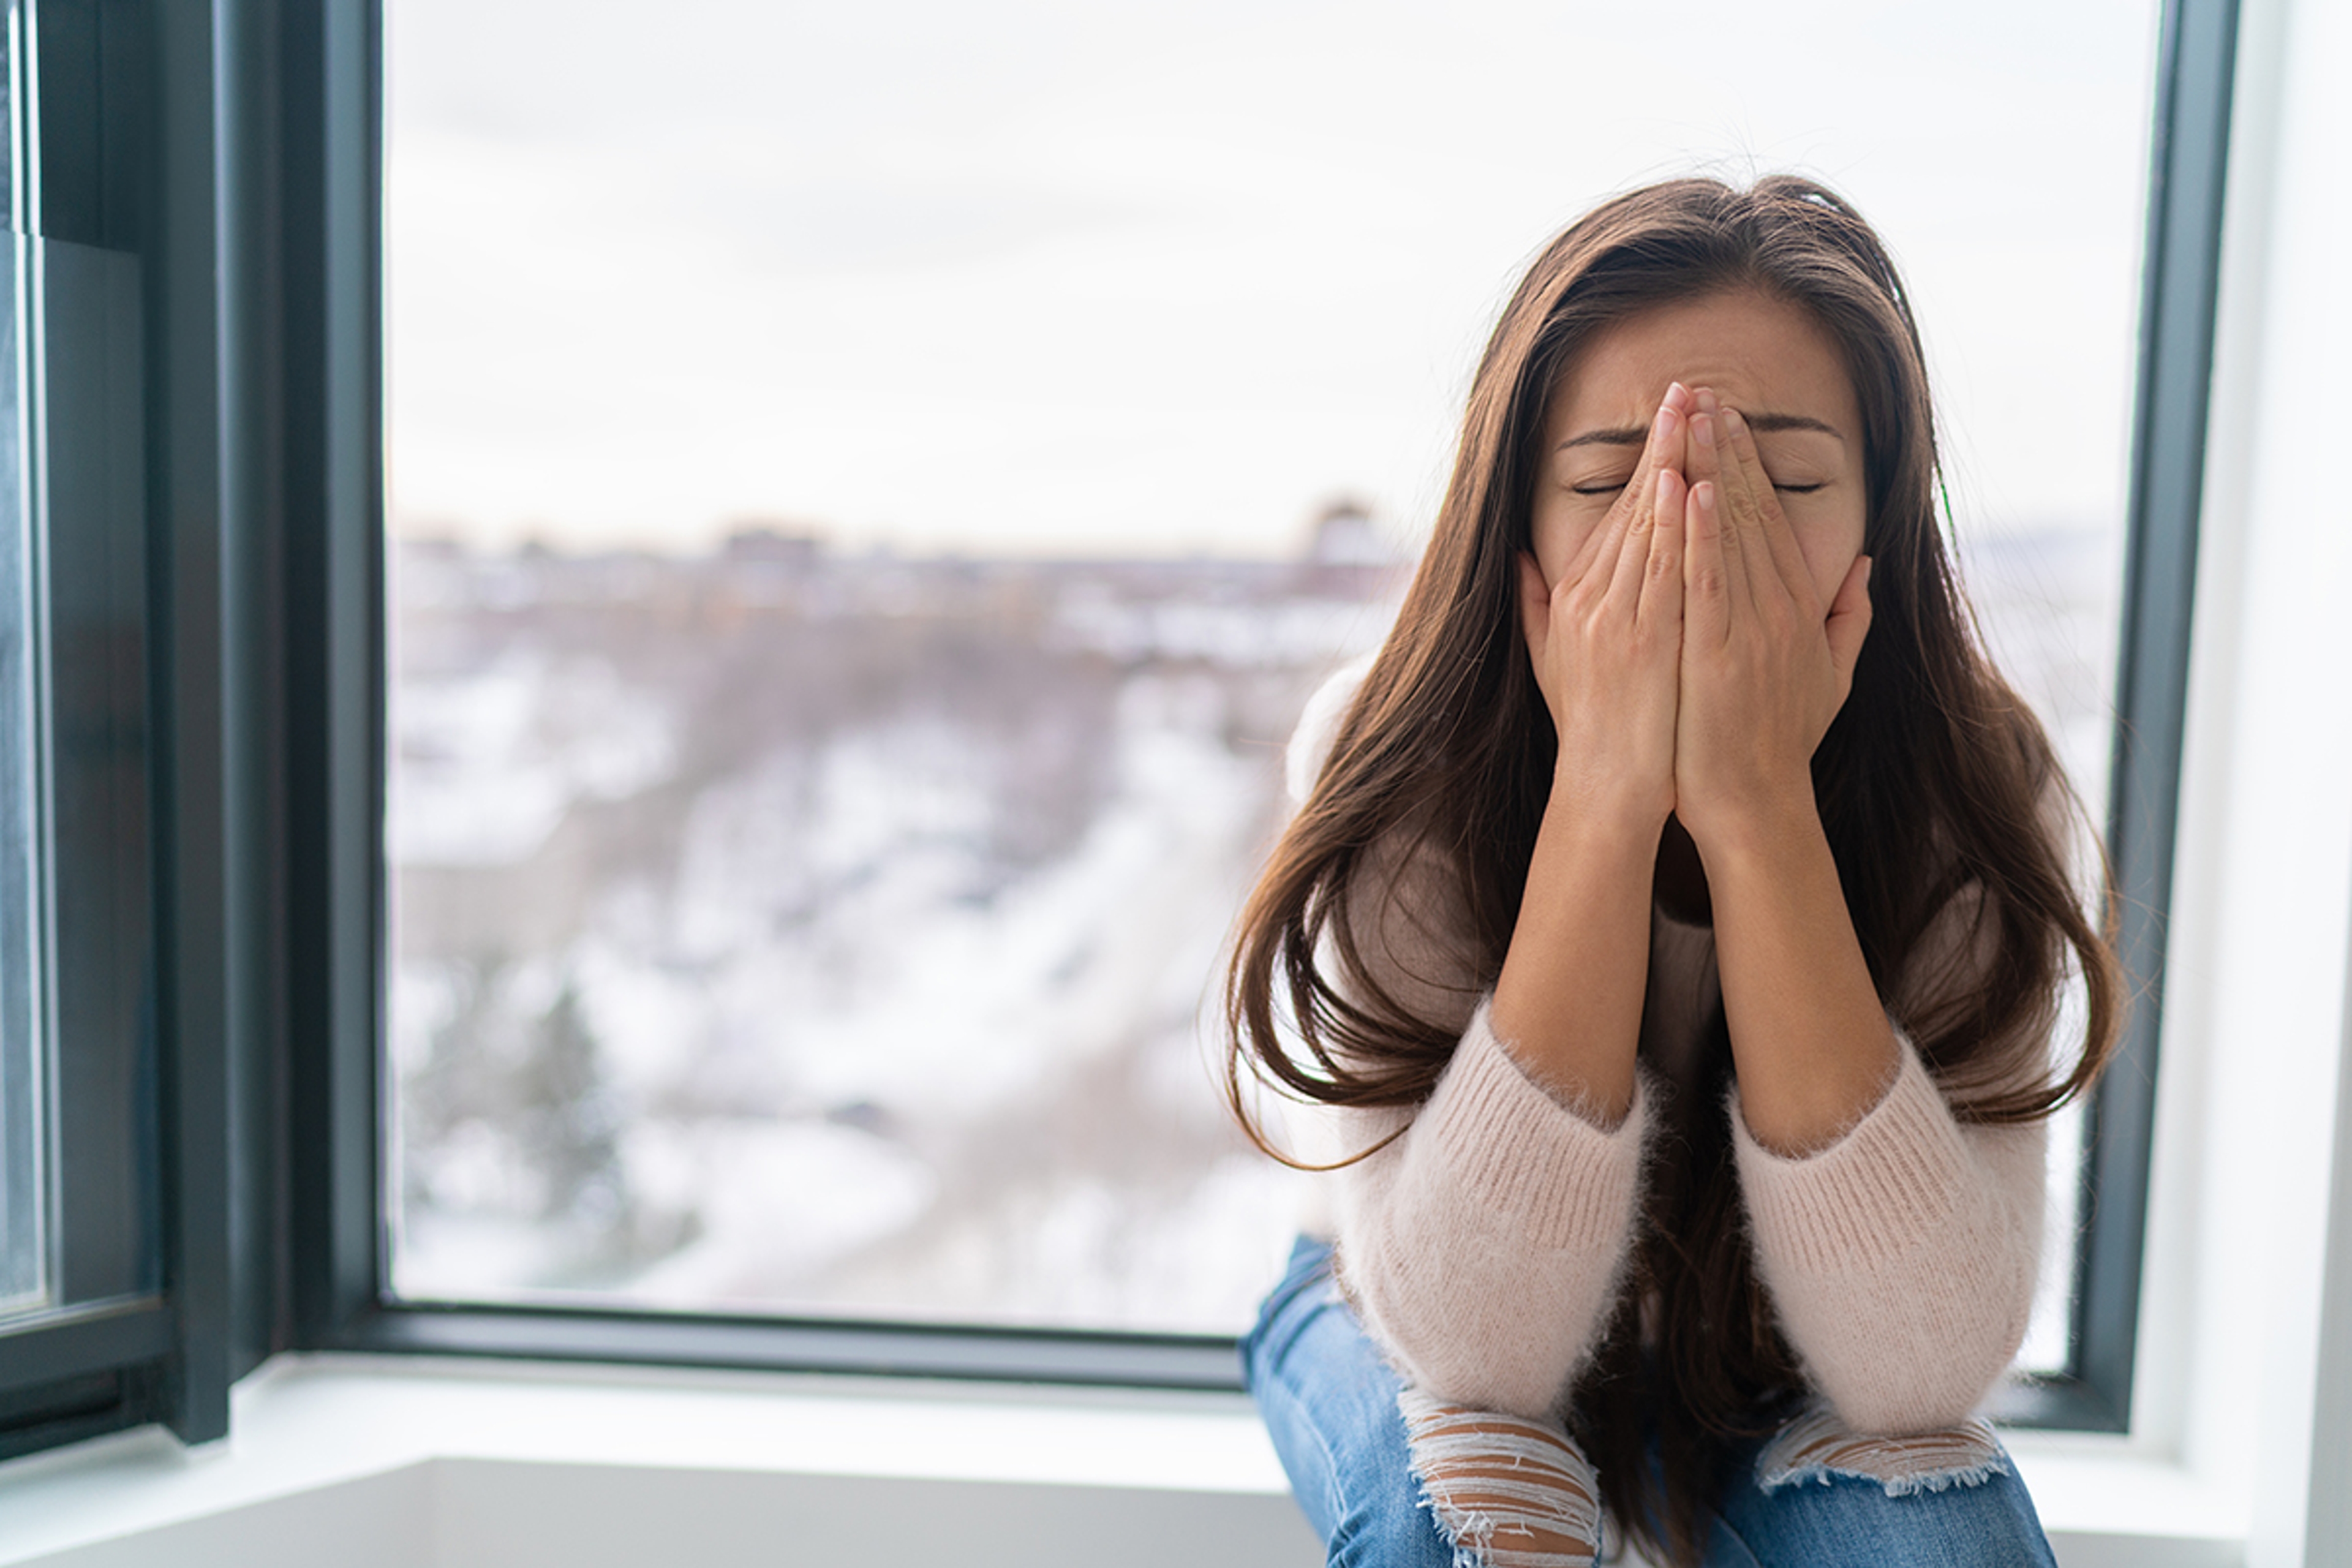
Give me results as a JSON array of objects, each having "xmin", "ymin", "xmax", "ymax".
[
  {"xmin": 1728, "ymin": 1401, "xmax": 2056, "ymax": 1567},
  {"xmin": 1244, "ymin": 1243, "xmax": 1600, "ymax": 1567},
  {"xmin": 1754, "ymin": 1402, "xmax": 2011, "ymax": 1496},
  {"xmin": 1243, "ymin": 1249, "xmax": 1458, "ymax": 1566},
  {"xmin": 1399, "ymin": 1390, "xmax": 1602, "ymax": 1568}
]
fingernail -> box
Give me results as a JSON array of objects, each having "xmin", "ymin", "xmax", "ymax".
[
  {"xmin": 1693, "ymin": 412, "xmax": 1715, "ymax": 449},
  {"xmin": 1654, "ymin": 402, "xmax": 1677, "ymax": 440},
  {"xmin": 1694, "ymin": 481, "xmax": 1716, "ymax": 511},
  {"xmin": 1664, "ymin": 382, "xmax": 1688, "ymax": 410},
  {"xmin": 1656, "ymin": 469, "xmax": 1674, "ymax": 508},
  {"xmin": 1722, "ymin": 409, "xmax": 1746, "ymax": 439}
]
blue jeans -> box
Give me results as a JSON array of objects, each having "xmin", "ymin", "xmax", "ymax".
[{"xmin": 1240, "ymin": 1236, "xmax": 2059, "ymax": 1567}]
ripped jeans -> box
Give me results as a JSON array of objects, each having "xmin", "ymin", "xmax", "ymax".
[{"xmin": 1240, "ymin": 1237, "xmax": 2058, "ymax": 1568}]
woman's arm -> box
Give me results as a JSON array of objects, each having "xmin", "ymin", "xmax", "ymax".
[
  {"xmin": 1490, "ymin": 385, "xmax": 1693, "ymax": 1118},
  {"xmin": 1699, "ymin": 803, "xmax": 1900, "ymax": 1153},
  {"xmin": 1319, "ymin": 830, "xmax": 1653, "ymax": 1422},
  {"xmin": 1728, "ymin": 1035, "xmax": 2046, "ymax": 1433},
  {"xmin": 1676, "ymin": 393, "xmax": 2039, "ymax": 1428},
  {"xmin": 1321, "ymin": 387, "xmax": 1692, "ymax": 1417},
  {"xmin": 1673, "ymin": 391, "xmax": 1895, "ymax": 1152},
  {"xmin": 1702, "ymin": 806, "xmax": 2045, "ymax": 1430},
  {"xmin": 1333, "ymin": 1005, "xmax": 1653, "ymax": 1421}
]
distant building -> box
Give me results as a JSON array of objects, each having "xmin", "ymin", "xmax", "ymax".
[
  {"xmin": 395, "ymin": 534, "xmax": 468, "ymax": 562},
  {"xmin": 1305, "ymin": 497, "xmax": 1392, "ymax": 567},
  {"xmin": 1298, "ymin": 497, "xmax": 1403, "ymax": 596},
  {"xmin": 721, "ymin": 525, "xmax": 825, "ymax": 570}
]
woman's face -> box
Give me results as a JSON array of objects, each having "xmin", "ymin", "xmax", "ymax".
[{"xmin": 1531, "ymin": 289, "xmax": 1867, "ymax": 609}]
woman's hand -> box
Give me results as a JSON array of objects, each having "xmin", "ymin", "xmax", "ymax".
[
  {"xmin": 1517, "ymin": 386, "xmax": 1691, "ymax": 830},
  {"xmin": 1671, "ymin": 390, "xmax": 1872, "ymax": 853}
]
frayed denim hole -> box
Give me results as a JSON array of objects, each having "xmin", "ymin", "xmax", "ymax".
[
  {"xmin": 1398, "ymin": 1387, "xmax": 1602, "ymax": 1568},
  {"xmin": 1410, "ymin": 1487, "xmax": 1499, "ymax": 1568},
  {"xmin": 1753, "ymin": 1401, "xmax": 2010, "ymax": 1500}
]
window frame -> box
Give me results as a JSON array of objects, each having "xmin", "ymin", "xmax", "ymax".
[
  {"xmin": 0, "ymin": 0, "xmax": 229, "ymax": 1461},
  {"xmin": 277, "ymin": 0, "xmax": 1247, "ymax": 1395},
  {"xmin": 296, "ymin": 0, "xmax": 2238, "ymax": 1417},
  {"xmin": 2047, "ymin": 0, "xmax": 2245, "ymax": 1434},
  {"xmin": 0, "ymin": 0, "xmax": 2247, "ymax": 1469}
]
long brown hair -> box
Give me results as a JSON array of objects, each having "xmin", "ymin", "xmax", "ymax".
[{"xmin": 1223, "ymin": 175, "xmax": 2123, "ymax": 1566}]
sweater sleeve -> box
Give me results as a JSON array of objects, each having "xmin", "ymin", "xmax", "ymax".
[
  {"xmin": 1316, "ymin": 815, "xmax": 1650, "ymax": 1420},
  {"xmin": 1728, "ymin": 1030, "xmax": 2046, "ymax": 1434},
  {"xmin": 1335, "ymin": 1001, "xmax": 1651, "ymax": 1420},
  {"xmin": 1730, "ymin": 771, "xmax": 2083, "ymax": 1436},
  {"xmin": 1286, "ymin": 662, "xmax": 1649, "ymax": 1419}
]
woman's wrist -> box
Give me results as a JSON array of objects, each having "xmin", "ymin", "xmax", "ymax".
[
  {"xmin": 1547, "ymin": 762, "xmax": 1675, "ymax": 843},
  {"xmin": 1678, "ymin": 779, "xmax": 1823, "ymax": 870}
]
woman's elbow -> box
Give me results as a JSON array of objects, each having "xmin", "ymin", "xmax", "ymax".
[
  {"xmin": 1338, "ymin": 1237, "xmax": 1589, "ymax": 1420},
  {"xmin": 1817, "ymin": 1363, "xmax": 2008, "ymax": 1436},
  {"xmin": 1807, "ymin": 1278, "xmax": 2032, "ymax": 1435}
]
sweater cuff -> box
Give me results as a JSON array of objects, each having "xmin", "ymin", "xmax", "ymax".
[
  {"xmin": 1409, "ymin": 999, "xmax": 1650, "ymax": 1250},
  {"xmin": 1730, "ymin": 1031, "xmax": 1973, "ymax": 1271}
]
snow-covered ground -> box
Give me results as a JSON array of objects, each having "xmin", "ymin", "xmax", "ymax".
[
  {"xmin": 387, "ymin": 526, "xmax": 2120, "ymax": 1352},
  {"xmin": 388, "ymin": 548, "xmax": 1385, "ymax": 1331}
]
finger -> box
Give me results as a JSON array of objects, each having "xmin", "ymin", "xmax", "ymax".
[
  {"xmin": 1824, "ymin": 553, "xmax": 1874, "ymax": 688},
  {"xmin": 1563, "ymin": 492, "xmax": 1635, "ymax": 588},
  {"xmin": 1632, "ymin": 390, "xmax": 1691, "ymax": 513},
  {"xmin": 1569, "ymin": 393, "xmax": 1686, "ymax": 586},
  {"xmin": 1647, "ymin": 388, "xmax": 1689, "ymax": 494},
  {"xmin": 1683, "ymin": 472, "xmax": 1731, "ymax": 646},
  {"xmin": 1604, "ymin": 465, "xmax": 1668, "ymax": 609},
  {"xmin": 1686, "ymin": 396, "xmax": 1750, "ymax": 609},
  {"xmin": 1642, "ymin": 467, "xmax": 1687, "ymax": 633},
  {"xmin": 1720, "ymin": 406, "xmax": 1812, "ymax": 610}
]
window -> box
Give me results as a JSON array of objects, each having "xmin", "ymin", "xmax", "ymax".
[
  {"xmin": 0, "ymin": 0, "xmax": 2244, "ymax": 1467},
  {"xmin": 363, "ymin": 0, "xmax": 2222, "ymax": 1428},
  {"xmin": 0, "ymin": 0, "xmax": 192, "ymax": 1459},
  {"xmin": 1, "ymin": 2, "xmax": 39, "ymax": 1321}
]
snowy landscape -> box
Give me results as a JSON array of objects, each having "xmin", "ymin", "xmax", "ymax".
[
  {"xmin": 387, "ymin": 517, "xmax": 1402, "ymax": 1332},
  {"xmin": 387, "ymin": 518, "xmax": 2117, "ymax": 1352}
]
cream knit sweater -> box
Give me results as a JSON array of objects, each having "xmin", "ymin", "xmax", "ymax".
[{"xmin": 1287, "ymin": 670, "xmax": 2049, "ymax": 1438}]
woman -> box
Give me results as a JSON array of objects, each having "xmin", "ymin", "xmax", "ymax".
[{"xmin": 1223, "ymin": 176, "xmax": 2120, "ymax": 1567}]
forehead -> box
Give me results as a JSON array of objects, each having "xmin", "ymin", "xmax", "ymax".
[{"xmin": 1546, "ymin": 289, "xmax": 1860, "ymax": 440}]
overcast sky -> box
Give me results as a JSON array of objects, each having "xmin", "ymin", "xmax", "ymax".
[{"xmin": 384, "ymin": 0, "xmax": 2160, "ymax": 559}]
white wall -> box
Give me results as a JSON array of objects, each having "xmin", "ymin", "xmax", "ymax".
[
  {"xmin": 2147, "ymin": 0, "xmax": 2352, "ymax": 1559},
  {"xmin": 7, "ymin": 0, "xmax": 2352, "ymax": 1561}
]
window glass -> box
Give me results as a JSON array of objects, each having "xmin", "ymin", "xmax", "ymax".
[
  {"xmin": 385, "ymin": 0, "xmax": 2155, "ymax": 1360},
  {"xmin": 0, "ymin": 1, "xmax": 42, "ymax": 1320},
  {"xmin": 0, "ymin": 0, "xmax": 160, "ymax": 1326}
]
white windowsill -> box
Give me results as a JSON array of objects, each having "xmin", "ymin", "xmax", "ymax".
[
  {"xmin": 0, "ymin": 1354, "xmax": 2247, "ymax": 1568},
  {"xmin": 1, "ymin": 1, "xmax": 2343, "ymax": 1562}
]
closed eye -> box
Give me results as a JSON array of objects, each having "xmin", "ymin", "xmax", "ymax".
[{"xmin": 1574, "ymin": 478, "xmax": 1820, "ymax": 494}]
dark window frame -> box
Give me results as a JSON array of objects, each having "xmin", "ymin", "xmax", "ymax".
[
  {"xmin": 0, "ymin": 0, "xmax": 230, "ymax": 1460},
  {"xmin": 0, "ymin": 0, "xmax": 2244, "ymax": 1464},
  {"xmin": 303, "ymin": 0, "xmax": 2244, "ymax": 1426},
  {"xmin": 2054, "ymin": 0, "xmax": 2243, "ymax": 1433}
]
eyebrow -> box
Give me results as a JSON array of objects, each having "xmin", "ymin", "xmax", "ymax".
[{"xmin": 1556, "ymin": 412, "xmax": 1847, "ymax": 451}]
